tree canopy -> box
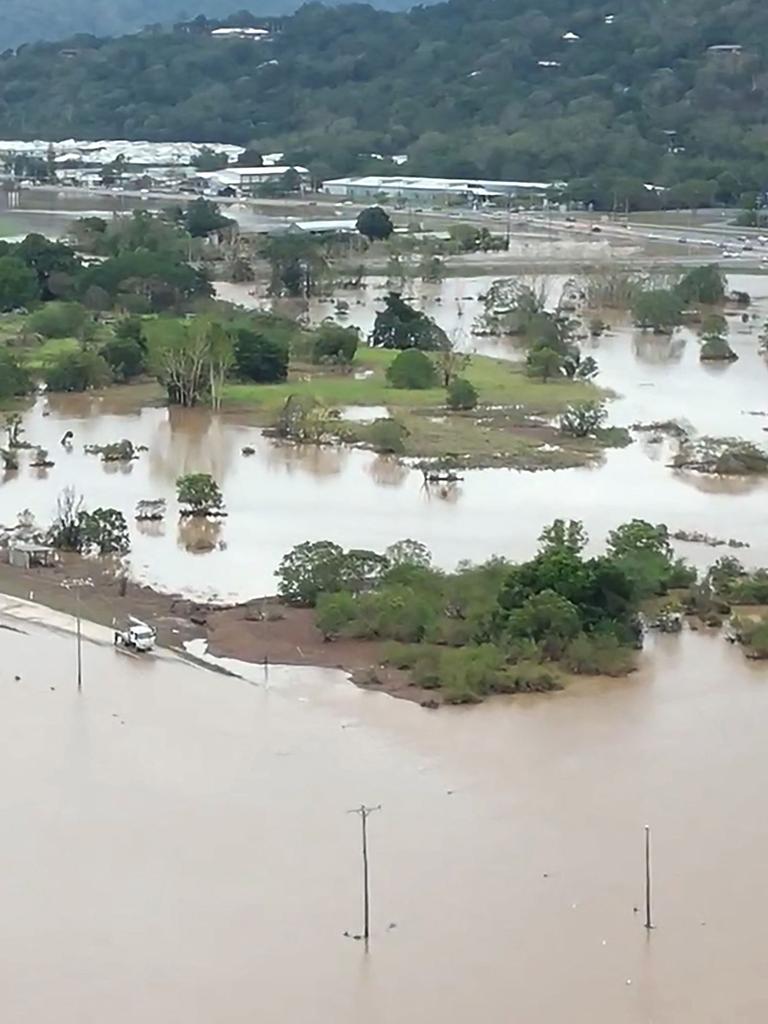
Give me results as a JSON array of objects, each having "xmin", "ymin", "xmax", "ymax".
[{"xmin": 0, "ymin": 1, "xmax": 767, "ymax": 193}]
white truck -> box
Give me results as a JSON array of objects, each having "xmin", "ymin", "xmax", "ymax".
[{"xmin": 114, "ymin": 617, "xmax": 157, "ymax": 652}]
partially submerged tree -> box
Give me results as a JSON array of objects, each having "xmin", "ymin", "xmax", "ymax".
[
  {"xmin": 559, "ymin": 401, "xmax": 607, "ymax": 438},
  {"xmin": 176, "ymin": 473, "xmax": 225, "ymax": 516},
  {"xmin": 676, "ymin": 264, "xmax": 727, "ymax": 306},
  {"xmin": 370, "ymin": 293, "xmax": 449, "ymax": 351},
  {"xmin": 368, "ymin": 417, "xmax": 409, "ymax": 454},
  {"xmin": 699, "ymin": 313, "xmax": 737, "ymax": 361},
  {"xmin": 632, "ymin": 289, "xmax": 683, "ymax": 333}
]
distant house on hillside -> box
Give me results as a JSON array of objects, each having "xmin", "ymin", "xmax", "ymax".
[
  {"xmin": 707, "ymin": 44, "xmax": 743, "ymax": 54},
  {"xmin": 211, "ymin": 27, "xmax": 269, "ymax": 40}
]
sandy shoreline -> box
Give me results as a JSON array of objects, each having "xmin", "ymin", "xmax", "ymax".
[{"xmin": 0, "ymin": 556, "xmax": 435, "ymax": 705}]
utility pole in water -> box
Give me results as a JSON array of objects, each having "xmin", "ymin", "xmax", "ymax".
[
  {"xmin": 61, "ymin": 577, "xmax": 93, "ymax": 692},
  {"xmin": 348, "ymin": 804, "xmax": 380, "ymax": 945},
  {"xmin": 644, "ymin": 825, "xmax": 653, "ymax": 930}
]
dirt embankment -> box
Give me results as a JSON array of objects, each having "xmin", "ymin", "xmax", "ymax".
[{"xmin": 0, "ymin": 557, "xmax": 431, "ymax": 705}]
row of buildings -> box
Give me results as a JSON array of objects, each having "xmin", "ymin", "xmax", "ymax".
[{"xmin": 320, "ymin": 175, "xmax": 564, "ymax": 206}]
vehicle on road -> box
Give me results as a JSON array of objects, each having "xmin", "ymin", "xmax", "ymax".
[{"xmin": 114, "ymin": 617, "xmax": 156, "ymax": 652}]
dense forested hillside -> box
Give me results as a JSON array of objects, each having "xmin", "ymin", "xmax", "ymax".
[
  {"xmin": 0, "ymin": 1, "xmax": 422, "ymax": 50},
  {"xmin": 0, "ymin": 0, "xmax": 766, "ymax": 200}
]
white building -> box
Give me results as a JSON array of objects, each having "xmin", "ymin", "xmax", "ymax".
[
  {"xmin": 321, "ymin": 174, "xmax": 563, "ymax": 205},
  {"xmin": 193, "ymin": 165, "xmax": 310, "ymax": 194},
  {"xmin": 211, "ymin": 27, "xmax": 270, "ymax": 39}
]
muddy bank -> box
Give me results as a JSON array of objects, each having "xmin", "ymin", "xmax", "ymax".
[
  {"xmin": 204, "ymin": 601, "xmax": 436, "ymax": 705},
  {"xmin": 0, "ymin": 557, "xmax": 427, "ymax": 703}
]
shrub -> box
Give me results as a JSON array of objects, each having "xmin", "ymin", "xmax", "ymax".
[
  {"xmin": 100, "ymin": 335, "xmax": 146, "ymax": 381},
  {"xmin": 559, "ymin": 401, "xmax": 607, "ymax": 437},
  {"xmin": 315, "ymin": 591, "xmax": 358, "ymax": 640},
  {"xmin": 562, "ymin": 633, "xmax": 635, "ymax": 676},
  {"xmin": 385, "ymin": 348, "xmax": 438, "ymax": 389},
  {"xmin": 446, "ymin": 376, "xmax": 478, "ymax": 410},
  {"xmin": 0, "ymin": 351, "xmax": 32, "ymax": 399},
  {"xmin": 28, "ymin": 301, "xmax": 88, "ymax": 338},
  {"xmin": 44, "ymin": 349, "xmax": 112, "ymax": 392},
  {"xmin": 368, "ymin": 417, "xmax": 409, "ymax": 454},
  {"xmin": 700, "ymin": 335, "xmax": 737, "ymax": 361},
  {"xmin": 738, "ymin": 618, "xmax": 768, "ymax": 658},
  {"xmin": 176, "ymin": 473, "xmax": 224, "ymax": 515},
  {"xmin": 312, "ymin": 322, "xmax": 359, "ymax": 364},
  {"xmin": 495, "ymin": 662, "xmax": 562, "ymax": 693}
]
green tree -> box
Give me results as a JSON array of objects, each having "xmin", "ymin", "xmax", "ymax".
[
  {"xmin": 538, "ymin": 519, "xmax": 588, "ymax": 556},
  {"xmin": 386, "ymin": 348, "xmax": 438, "ymax": 389},
  {"xmin": 101, "ymin": 335, "xmax": 147, "ymax": 381},
  {"xmin": 446, "ymin": 376, "xmax": 478, "ymax": 410},
  {"xmin": 182, "ymin": 198, "xmax": 234, "ymax": 238},
  {"xmin": 28, "ymin": 301, "xmax": 88, "ymax": 338},
  {"xmin": 384, "ymin": 538, "xmax": 432, "ymax": 568},
  {"xmin": 236, "ymin": 149, "xmax": 263, "ymax": 167},
  {"xmin": 276, "ymin": 540, "xmax": 349, "ymax": 606},
  {"xmin": 559, "ymin": 401, "xmax": 607, "ymax": 437},
  {"xmin": 192, "ymin": 147, "xmax": 229, "ymax": 171},
  {"xmin": 176, "ymin": 473, "xmax": 224, "ymax": 516},
  {"xmin": 699, "ymin": 313, "xmax": 737, "ymax": 361},
  {"xmin": 676, "ymin": 265, "xmax": 727, "ymax": 306},
  {"xmin": 312, "ymin": 322, "xmax": 359, "ymax": 364},
  {"xmin": 315, "ymin": 590, "xmax": 358, "ymax": 640},
  {"xmin": 370, "ymin": 292, "xmax": 449, "ymax": 351},
  {"xmin": 0, "ymin": 256, "xmax": 40, "ymax": 311},
  {"xmin": 234, "ymin": 328, "xmax": 289, "ymax": 382},
  {"xmin": 356, "ymin": 206, "xmax": 394, "ymax": 241},
  {"xmin": 44, "ymin": 349, "xmax": 112, "ymax": 392},
  {"xmin": 0, "ymin": 351, "xmax": 31, "ymax": 400},
  {"xmin": 525, "ymin": 345, "xmax": 563, "ymax": 380},
  {"xmin": 13, "ymin": 234, "xmax": 81, "ymax": 299},
  {"xmin": 368, "ymin": 417, "xmax": 409, "ymax": 454},
  {"xmin": 506, "ymin": 589, "xmax": 582, "ymax": 658},
  {"xmin": 80, "ymin": 508, "xmax": 131, "ymax": 555},
  {"xmin": 632, "ymin": 289, "xmax": 683, "ymax": 333}
]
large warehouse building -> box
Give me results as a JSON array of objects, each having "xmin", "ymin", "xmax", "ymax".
[{"xmin": 321, "ymin": 174, "xmax": 563, "ymax": 205}]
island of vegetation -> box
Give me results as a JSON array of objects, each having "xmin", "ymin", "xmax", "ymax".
[{"xmin": 254, "ymin": 518, "xmax": 768, "ymax": 705}]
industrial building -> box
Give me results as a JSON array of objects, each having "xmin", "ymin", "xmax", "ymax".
[{"xmin": 321, "ymin": 174, "xmax": 563, "ymax": 205}]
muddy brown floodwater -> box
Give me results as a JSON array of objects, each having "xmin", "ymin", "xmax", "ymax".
[
  {"xmin": 2, "ymin": 271, "xmax": 768, "ymax": 601},
  {"xmin": 0, "ymin": 599, "xmax": 767, "ymax": 1023}
]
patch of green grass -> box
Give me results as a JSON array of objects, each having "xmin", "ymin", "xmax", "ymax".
[{"xmin": 224, "ymin": 347, "xmax": 598, "ymax": 416}]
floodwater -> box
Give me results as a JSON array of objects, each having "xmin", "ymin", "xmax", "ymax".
[
  {"xmin": 1, "ymin": 596, "xmax": 768, "ymax": 1023},
  {"xmin": 1, "ymin": 274, "xmax": 767, "ymax": 600}
]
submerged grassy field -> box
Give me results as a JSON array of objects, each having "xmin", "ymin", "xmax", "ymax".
[
  {"xmin": 224, "ymin": 346, "xmax": 613, "ymax": 470},
  {"xmin": 223, "ymin": 346, "xmax": 597, "ymax": 415}
]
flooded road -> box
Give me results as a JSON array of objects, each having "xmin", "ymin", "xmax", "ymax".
[{"xmin": 1, "ymin": 599, "xmax": 767, "ymax": 1023}]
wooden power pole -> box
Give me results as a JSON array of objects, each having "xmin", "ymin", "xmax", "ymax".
[
  {"xmin": 644, "ymin": 825, "xmax": 653, "ymax": 930},
  {"xmin": 348, "ymin": 804, "xmax": 380, "ymax": 944}
]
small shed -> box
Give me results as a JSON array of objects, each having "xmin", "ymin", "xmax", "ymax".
[{"xmin": 8, "ymin": 542, "xmax": 58, "ymax": 570}]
